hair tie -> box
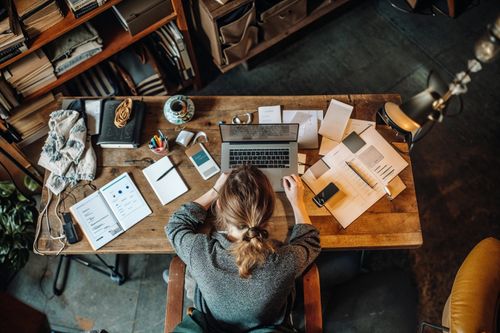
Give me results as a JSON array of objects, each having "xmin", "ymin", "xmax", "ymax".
[{"xmin": 243, "ymin": 227, "xmax": 268, "ymax": 242}]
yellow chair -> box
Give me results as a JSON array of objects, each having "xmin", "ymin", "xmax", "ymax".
[
  {"xmin": 421, "ymin": 237, "xmax": 500, "ymax": 333},
  {"xmin": 164, "ymin": 256, "xmax": 323, "ymax": 333}
]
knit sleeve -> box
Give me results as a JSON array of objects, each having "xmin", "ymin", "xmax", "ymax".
[
  {"xmin": 165, "ymin": 202, "xmax": 208, "ymax": 264},
  {"xmin": 288, "ymin": 224, "xmax": 321, "ymax": 278}
]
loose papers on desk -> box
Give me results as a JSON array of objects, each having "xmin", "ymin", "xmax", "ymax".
[
  {"xmin": 319, "ymin": 118, "xmax": 375, "ymax": 155},
  {"xmin": 318, "ymin": 99, "xmax": 353, "ymax": 141},
  {"xmin": 302, "ymin": 126, "xmax": 408, "ymax": 228},
  {"xmin": 283, "ymin": 110, "xmax": 323, "ymax": 149}
]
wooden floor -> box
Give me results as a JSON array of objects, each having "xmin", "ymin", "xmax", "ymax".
[{"xmin": 8, "ymin": 0, "xmax": 500, "ymax": 331}]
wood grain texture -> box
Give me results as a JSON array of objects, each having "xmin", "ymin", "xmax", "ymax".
[
  {"xmin": 303, "ymin": 263, "xmax": 322, "ymax": 333},
  {"xmin": 164, "ymin": 256, "xmax": 186, "ymax": 333},
  {"xmin": 36, "ymin": 95, "xmax": 422, "ymax": 254}
]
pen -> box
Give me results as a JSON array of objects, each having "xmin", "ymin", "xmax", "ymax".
[
  {"xmin": 345, "ymin": 161, "xmax": 375, "ymax": 188},
  {"xmin": 156, "ymin": 165, "xmax": 175, "ymax": 181}
]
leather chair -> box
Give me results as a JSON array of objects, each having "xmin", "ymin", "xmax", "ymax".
[
  {"xmin": 421, "ymin": 237, "xmax": 500, "ymax": 333},
  {"xmin": 164, "ymin": 256, "xmax": 323, "ymax": 333}
]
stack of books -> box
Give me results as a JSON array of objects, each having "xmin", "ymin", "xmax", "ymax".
[
  {"xmin": 0, "ymin": 75, "xmax": 20, "ymax": 119},
  {"xmin": 152, "ymin": 22, "xmax": 195, "ymax": 82},
  {"xmin": 0, "ymin": 3, "xmax": 26, "ymax": 64},
  {"xmin": 2, "ymin": 50, "xmax": 56, "ymax": 97},
  {"xmin": 65, "ymin": 0, "xmax": 107, "ymax": 19},
  {"xmin": 13, "ymin": 0, "xmax": 64, "ymax": 38}
]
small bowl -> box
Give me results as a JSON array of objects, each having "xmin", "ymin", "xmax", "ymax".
[{"xmin": 149, "ymin": 137, "xmax": 169, "ymax": 155}]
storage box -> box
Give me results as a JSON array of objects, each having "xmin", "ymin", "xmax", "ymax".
[
  {"xmin": 113, "ymin": 0, "xmax": 173, "ymax": 36},
  {"xmin": 258, "ymin": 0, "xmax": 307, "ymax": 41}
]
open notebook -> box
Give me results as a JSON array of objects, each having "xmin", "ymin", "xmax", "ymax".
[
  {"xmin": 142, "ymin": 155, "xmax": 188, "ymax": 205},
  {"xmin": 70, "ymin": 173, "xmax": 152, "ymax": 250}
]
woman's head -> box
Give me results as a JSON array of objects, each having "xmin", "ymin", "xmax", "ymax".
[{"xmin": 215, "ymin": 165, "xmax": 276, "ymax": 278}]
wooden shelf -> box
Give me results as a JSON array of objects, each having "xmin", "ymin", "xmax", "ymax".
[
  {"xmin": 24, "ymin": 11, "xmax": 178, "ymax": 100},
  {"xmin": 0, "ymin": 0, "xmax": 123, "ymax": 70},
  {"xmin": 216, "ymin": 0, "xmax": 351, "ymax": 73}
]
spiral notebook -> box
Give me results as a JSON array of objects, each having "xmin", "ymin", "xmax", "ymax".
[{"xmin": 142, "ymin": 156, "xmax": 188, "ymax": 205}]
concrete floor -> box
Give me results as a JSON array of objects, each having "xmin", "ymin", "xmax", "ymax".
[{"xmin": 7, "ymin": 0, "xmax": 500, "ymax": 332}]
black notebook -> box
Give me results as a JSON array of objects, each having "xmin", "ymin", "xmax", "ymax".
[{"xmin": 96, "ymin": 99, "xmax": 145, "ymax": 148}]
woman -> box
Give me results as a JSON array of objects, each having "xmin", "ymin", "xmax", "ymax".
[{"xmin": 166, "ymin": 165, "xmax": 320, "ymax": 332}]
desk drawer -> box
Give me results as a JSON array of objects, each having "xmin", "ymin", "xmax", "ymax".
[{"xmin": 258, "ymin": 0, "xmax": 307, "ymax": 41}]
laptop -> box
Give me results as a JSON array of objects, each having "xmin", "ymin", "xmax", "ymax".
[{"xmin": 219, "ymin": 124, "xmax": 299, "ymax": 192}]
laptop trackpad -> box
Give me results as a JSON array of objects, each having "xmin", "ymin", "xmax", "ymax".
[{"xmin": 262, "ymin": 169, "xmax": 287, "ymax": 192}]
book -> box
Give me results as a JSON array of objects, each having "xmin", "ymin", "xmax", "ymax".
[
  {"xmin": 96, "ymin": 99, "xmax": 145, "ymax": 148},
  {"xmin": 112, "ymin": 0, "xmax": 172, "ymax": 36},
  {"xmin": 69, "ymin": 172, "xmax": 152, "ymax": 250},
  {"xmin": 142, "ymin": 155, "xmax": 188, "ymax": 205}
]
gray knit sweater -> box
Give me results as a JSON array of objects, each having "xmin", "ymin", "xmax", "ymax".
[{"xmin": 165, "ymin": 202, "xmax": 321, "ymax": 332}]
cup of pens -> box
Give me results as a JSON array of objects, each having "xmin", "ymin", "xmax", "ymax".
[{"xmin": 149, "ymin": 130, "xmax": 169, "ymax": 155}]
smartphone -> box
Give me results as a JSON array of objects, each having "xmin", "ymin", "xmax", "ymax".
[
  {"xmin": 185, "ymin": 143, "xmax": 220, "ymax": 180},
  {"xmin": 312, "ymin": 182, "xmax": 339, "ymax": 207}
]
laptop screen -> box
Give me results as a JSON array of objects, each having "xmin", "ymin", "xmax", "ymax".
[{"xmin": 219, "ymin": 124, "xmax": 299, "ymax": 142}]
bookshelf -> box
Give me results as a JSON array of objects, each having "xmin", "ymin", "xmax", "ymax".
[
  {"xmin": 196, "ymin": 0, "xmax": 351, "ymax": 73},
  {"xmin": 24, "ymin": 11, "xmax": 178, "ymax": 100},
  {"xmin": 1, "ymin": 0, "xmax": 201, "ymax": 184},
  {"xmin": 0, "ymin": 0, "xmax": 123, "ymax": 70}
]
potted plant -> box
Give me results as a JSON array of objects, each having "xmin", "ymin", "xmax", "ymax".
[{"xmin": 0, "ymin": 180, "xmax": 38, "ymax": 289}]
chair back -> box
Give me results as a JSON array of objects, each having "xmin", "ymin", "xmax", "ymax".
[{"xmin": 441, "ymin": 237, "xmax": 500, "ymax": 333}]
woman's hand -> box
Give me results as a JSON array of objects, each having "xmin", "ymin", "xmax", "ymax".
[
  {"xmin": 283, "ymin": 174, "xmax": 305, "ymax": 209},
  {"xmin": 283, "ymin": 174, "xmax": 311, "ymax": 225}
]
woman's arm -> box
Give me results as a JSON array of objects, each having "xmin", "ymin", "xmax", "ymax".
[
  {"xmin": 165, "ymin": 172, "xmax": 230, "ymax": 263},
  {"xmin": 283, "ymin": 174, "xmax": 312, "ymax": 225},
  {"xmin": 194, "ymin": 172, "xmax": 230, "ymax": 210}
]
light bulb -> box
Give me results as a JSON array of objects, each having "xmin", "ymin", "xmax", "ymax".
[{"xmin": 474, "ymin": 14, "xmax": 500, "ymax": 63}]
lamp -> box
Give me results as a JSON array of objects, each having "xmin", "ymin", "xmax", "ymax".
[{"xmin": 378, "ymin": 14, "xmax": 500, "ymax": 149}]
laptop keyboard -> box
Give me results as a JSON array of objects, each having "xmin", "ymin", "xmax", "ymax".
[{"xmin": 229, "ymin": 148, "xmax": 290, "ymax": 168}]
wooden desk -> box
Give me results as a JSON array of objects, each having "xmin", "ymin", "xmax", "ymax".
[{"xmin": 37, "ymin": 95, "xmax": 422, "ymax": 254}]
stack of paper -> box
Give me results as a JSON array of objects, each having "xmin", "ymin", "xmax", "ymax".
[
  {"xmin": 65, "ymin": 0, "xmax": 107, "ymax": 18},
  {"xmin": 152, "ymin": 22, "xmax": 195, "ymax": 81},
  {"xmin": 0, "ymin": 3, "xmax": 27, "ymax": 65},
  {"xmin": 2, "ymin": 50, "xmax": 56, "ymax": 96},
  {"xmin": 302, "ymin": 126, "xmax": 408, "ymax": 228},
  {"xmin": 13, "ymin": 0, "xmax": 64, "ymax": 38}
]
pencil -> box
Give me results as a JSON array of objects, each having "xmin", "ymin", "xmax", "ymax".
[{"xmin": 156, "ymin": 165, "xmax": 175, "ymax": 181}]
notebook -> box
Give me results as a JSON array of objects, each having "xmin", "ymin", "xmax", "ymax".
[
  {"xmin": 96, "ymin": 99, "xmax": 145, "ymax": 148},
  {"xmin": 69, "ymin": 173, "xmax": 152, "ymax": 250},
  {"xmin": 142, "ymin": 155, "xmax": 188, "ymax": 205}
]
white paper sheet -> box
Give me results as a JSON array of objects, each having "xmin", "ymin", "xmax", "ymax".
[
  {"xmin": 302, "ymin": 126, "xmax": 408, "ymax": 228},
  {"xmin": 318, "ymin": 99, "xmax": 353, "ymax": 141},
  {"xmin": 85, "ymin": 100, "xmax": 102, "ymax": 135},
  {"xmin": 283, "ymin": 110, "xmax": 323, "ymax": 149},
  {"xmin": 258, "ymin": 105, "xmax": 281, "ymax": 123},
  {"xmin": 319, "ymin": 119, "xmax": 375, "ymax": 156},
  {"xmin": 100, "ymin": 173, "xmax": 152, "ymax": 230},
  {"xmin": 142, "ymin": 156, "xmax": 188, "ymax": 205}
]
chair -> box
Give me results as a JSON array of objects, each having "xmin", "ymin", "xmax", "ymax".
[
  {"xmin": 420, "ymin": 237, "xmax": 500, "ymax": 333},
  {"xmin": 164, "ymin": 256, "xmax": 323, "ymax": 333}
]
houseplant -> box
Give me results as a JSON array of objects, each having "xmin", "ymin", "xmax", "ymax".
[{"xmin": 0, "ymin": 180, "xmax": 38, "ymax": 287}]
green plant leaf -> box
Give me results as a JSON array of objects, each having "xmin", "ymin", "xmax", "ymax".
[
  {"xmin": 0, "ymin": 181, "xmax": 15, "ymax": 198},
  {"xmin": 23, "ymin": 176, "xmax": 40, "ymax": 192}
]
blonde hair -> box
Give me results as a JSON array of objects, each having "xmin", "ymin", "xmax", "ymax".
[{"xmin": 216, "ymin": 165, "xmax": 276, "ymax": 278}]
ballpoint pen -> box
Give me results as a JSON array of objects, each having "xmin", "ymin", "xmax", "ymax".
[
  {"xmin": 156, "ymin": 165, "xmax": 175, "ymax": 181},
  {"xmin": 345, "ymin": 161, "xmax": 375, "ymax": 188}
]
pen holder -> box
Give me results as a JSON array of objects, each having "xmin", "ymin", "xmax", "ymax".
[{"xmin": 149, "ymin": 136, "xmax": 169, "ymax": 155}]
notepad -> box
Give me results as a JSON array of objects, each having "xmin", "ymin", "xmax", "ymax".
[
  {"xmin": 70, "ymin": 173, "xmax": 152, "ymax": 250},
  {"xmin": 142, "ymin": 156, "xmax": 188, "ymax": 205}
]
